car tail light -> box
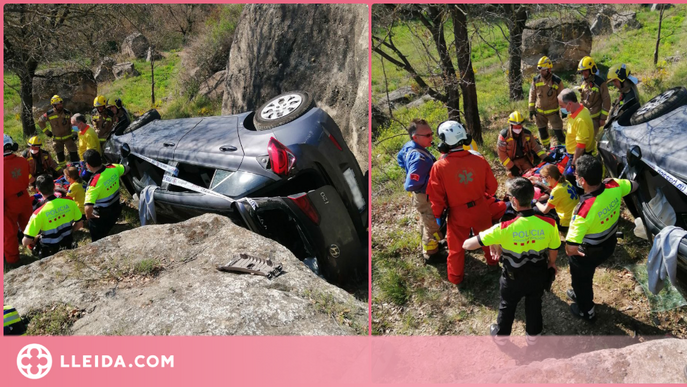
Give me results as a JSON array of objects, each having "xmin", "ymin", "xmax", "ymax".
[
  {"xmin": 267, "ymin": 137, "xmax": 296, "ymax": 176},
  {"xmin": 289, "ymin": 193, "xmax": 320, "ymax": 224}
]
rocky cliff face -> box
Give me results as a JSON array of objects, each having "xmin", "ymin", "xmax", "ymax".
[
  {"xmin": 3, "ymin": 214, "xmax": 367, "ymax": 335},
  {"xmin": 222, "ymin": 4, "xmax": 369, "ymax": 170}
]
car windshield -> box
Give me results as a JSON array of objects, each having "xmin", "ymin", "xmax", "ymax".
[{"xmin": 210, "ymin": 170, "xmax": 273, "ymax": 198}]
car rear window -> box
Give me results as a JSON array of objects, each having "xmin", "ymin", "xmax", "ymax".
[{"xmin": 210, "ymin": 170, "xmax": 272, "ymax": 198}]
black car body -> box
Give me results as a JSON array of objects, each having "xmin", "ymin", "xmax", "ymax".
[
  {"xmin": 598, "ymin": 87, "xmax": 687, "ymax": 297},
  {"xmin": 102, "ymin": 91, "xmax": 367, "ymax": 284}
]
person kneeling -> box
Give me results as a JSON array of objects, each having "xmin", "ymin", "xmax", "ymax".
[
  {"xmin": 22, "ymin": 175, "xmax": 84, "ymax": 258},
  {"xmin": 463, "ymin": 178, "xmax": 559, "ymax": 346}
]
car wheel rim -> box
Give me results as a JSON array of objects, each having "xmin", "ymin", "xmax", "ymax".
[
  {"xmin": 260, "ymin": 94, "xmax": 303, "ymax": 120},
  {"xmin": 636, "ymin": 89, "xmax": 676, "ymax": 116}
]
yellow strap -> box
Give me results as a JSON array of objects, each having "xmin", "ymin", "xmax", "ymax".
[
  {"xmin": 541, "ymin": 138, "xmax": 551, "ymax": 146},
  {"xmin": 601, "ymin": 109, "xmax": 609, "ymax": 115},
  {"xmin": 590, "ymin": 111, "xmax": 601, "ymax": 118},
  {"xmin": 54, "ymin": 134, "xmax": 73, "ymax": 140},
  {"xmin": 48, "ymin": 115, "xmax": 58, "ymax": 120},
  {"xmin": 528, "ymin": 103, "xmax": 535, "ymax": 107},
  {"xmin": 535, "ymin": 82, "xmax": 545, "ymax": 87},
  {"xmin": 592, "ymin": 87, "xmax": 599, "ymax": 92},
  {"xmin": 506, "ymin": 138, "xmax": 514, "ymax": 142},
  {"xmin": 552, "ymin": 85, "xmax": 559, "ymax": 90},
  {"xmin": 537, "ymin": 150, "xmax": 546, "ymax": 156},
  {"xmin": 537, "ymin": 107, "xmax": 560, "ymax": 115},
  {"xmin": 502, "ymin": 157, "xmax": 512, "ymax": 166}
]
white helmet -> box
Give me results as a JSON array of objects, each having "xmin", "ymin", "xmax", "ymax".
[
  {"xmin": 437, "ymin": 120, "xmax": 468, "ymax": 146},
  {"xmin": 4, "ymin": 134, "xmax": 17, "ymax": 156}
]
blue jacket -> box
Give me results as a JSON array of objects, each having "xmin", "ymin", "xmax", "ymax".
[{"xmin": 397, "ymin": 140, "xmax": 436, "ymax": 193}]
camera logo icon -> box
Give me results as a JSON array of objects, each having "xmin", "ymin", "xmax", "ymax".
[{"xmin": 17, "ymin": 344, "xmax": 52, "ymax": 379}]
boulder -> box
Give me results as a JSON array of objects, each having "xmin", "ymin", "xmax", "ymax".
[
  {"xmin": 32, "ymin": 68, "xmax": 97, "ymax": 115},
  {"xmin": 3, "ymin": 214, "xmax": 367, "ymax": 335},
  {"xmin": 222, "ymin": 4, "xmax": 369, "ymax": 170},
  {"xmin": 112, "ymin": 62, "xmax": 141, "ymax": 80},
  {"xmin": 94, "ymin": 57, "xmax": 117, "ymax": 84},
  {"xmin": 121, "ymin": 32, "xmax": 150, "ymax": 59},
  {"xmin": 522, "ymin": 18, "xmax": 592, "ymax": 74},
  {"xmin": 146, "ymin": 47, "xmax": 164, "ymax": 62},
  {"xmin": 198, "ymin": 70, "xmax": 227, "ymax": 100},
  {"xmin": 651, "ymin": 4, "xmax": 673, "ymax": 11},
  {"xmin": 590, "ymin": 7, "xmax": 616, "ymax": 36},
  {"xmin": 405, "ymin": 94, "xmax": 435, "ymax": 109},
  {"xmin": 612, "ymin": 12, "xmax": 642, "ymax": 33}
]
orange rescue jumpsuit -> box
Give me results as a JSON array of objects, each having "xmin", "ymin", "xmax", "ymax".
[
  {"xmin": 4, "ymin": 154, "xmax": 33, "ymax": 263},
  {"xmin": 427, "ymin": 149, "xmax": 499, "ymax": 284}
]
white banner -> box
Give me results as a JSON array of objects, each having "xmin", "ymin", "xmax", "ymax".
[
  {"xmin": 130, "ymin": 151, "xmax": 179, "ymax": 176},
  {"xmin": 640, "ymin": 157, "xmax": 687, "ymax": 197}
]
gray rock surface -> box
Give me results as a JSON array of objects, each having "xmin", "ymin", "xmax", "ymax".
[
  {"xmin": 612, "ymin": 12, "xmax": 642, "ymax": 33},
  {"xmin": 146, "ymin": 47, "xmax": 164, "ymax": 62},
  {"xmin": 651, "ymin": 4, "xmax": 674, "ymax": 12},
  {"xmin": 590, "ymin": 7, "xmax": 616, "ymax": 36},
  {"xmin": 94, "ymin": 57, "xmax": 117, "ymax": 84},
  {"xmin": 222, "ymin": 4, "xmax": 369, "ymax": 170},
  {"xmin": 32, "ymin": 68, "xmax": 97, "ymax": 115},
  {"xmin": 121, "ymin": 32, "xmax": 150, "ymax": 59},
  {"xmin": 3, "ymin": 214, "xmax": 367, "ymax": 335},
  {"xmin": 522, "ymin": 19, "xmax": 592, "ymax": 74},
  {"xmin": 112, "ymin": 62, "xmax": 141, "ymax": 80},
  {"xmin": 198, "ymin": 70, "xmax": 226, "ymax": 100}
]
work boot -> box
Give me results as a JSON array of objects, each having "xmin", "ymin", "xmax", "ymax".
[
  {"xmin": 566, "ymin": 289, "xmax": 577, "ymax": 302},
  {"xmin": 69, "ymin": 151, "xmax": 80, "ymax": 163},
  {"xmin": 56, "ymin": 151, "xmax": 66, "ymax": 163},
  {"xmin": 490, "ymin": 324, "xmax": 508, "ymax": 346},
  {"xmin": 570, "ymin": 303, "xmax": 596, "ymax": 322}
]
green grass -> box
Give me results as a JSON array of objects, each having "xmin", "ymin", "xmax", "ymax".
[
  {"xmin": 133, "ymin": 258, "xmax": 164, "ymax": 276},
  {"xmin": 25, "ymin": 303, "xmax": 81, "ymax": 336}
]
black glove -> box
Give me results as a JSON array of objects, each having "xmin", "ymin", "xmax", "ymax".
[
  {"xmin": 561, "ymin": 111, "xmax": 568, "ymax": 119},
  {"xmin": 543, "ymin": 154, "xmax": 556, "ymax": 163},
  {"xmin": 45, "ymin": 131, "xmax": 53, "ymax": 138},
  {"xmin": 71, "ymin": 133, "xmax": 78, "ymax": 142},
  {"xmin": 509, "ymin": 166, "xmax": 520, "ymax": 177},
  {"xmin": 529, "ymin": 111, "xmax": 537, "ymax": 120}
]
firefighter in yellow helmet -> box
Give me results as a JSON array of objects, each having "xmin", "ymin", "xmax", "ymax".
[
  {"xmin": 21, "ymin": 136, "xmax": 59, "ymax": 187},
  {"xmin": 577, "ymin": 56, "xmax": 611, "ymax": 137},
  {"xmin": 497, "ymin": 111, "xmax": 553, "ymax": 178},
  {"xmin": 529, "ymin": 56, "xmax": 565, "ymax": 149},
  {"xmin": 607, "ymin": 64, "xmax": 640, "ymax": 115},
  {"xmin": 37, "ymin": 94, "xmax": 78, "ymax": 165},
  {"xmin": 91, "ymin": 95, "xmax": 115, "ymax": 145}
]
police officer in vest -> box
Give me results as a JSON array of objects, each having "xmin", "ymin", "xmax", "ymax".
[
  {"xmin": 3, "ymin": 305, "xmax": 27, "ymax": 335},
  {"xmin": 37, "ymin": 95, "xmax": 78, "ymax": 166},
  {"xmin": 529, "ymin": 56, "xmax": 565, "ymax": 149},
  {"xmin": 22, "ymin": 175, "xmax": 84, "ymax": 258},
  {"xmin": 565, "ymin": 155, "xmax": 637, "ymax": 321},
  {"xmin": 83, "ymin": 149, "xmax": 130, "ymax": 241},
  {"xmin": 464, "ymin": 178, "xmax": 560, "ymax": 346},
  {"xmin": 92, "ymin": 95, "xmax": 115, "ymax": 145}
]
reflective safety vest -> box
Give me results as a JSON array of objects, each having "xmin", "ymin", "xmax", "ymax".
[
  {"xmin": 85, "ymin": 164, "xmax": 125, "ymax": 209},
  {"xmin": 567, "ymin": 179, "xmax": 633, "ymax": 246},
  {"xmin": 24, "ymin": 196, "xmax": 83, "ymax": 246},
  {"xmin": 38, "ymin": 108, "xmax": 73, "ymax": 140},
  {"xmin": 529, "ymin": 73, "xmax": 563, "ymax": 115},
  {"xmin": 4, "ymin": 305, "xmax": 26, "ymax": 335},
  {"xmin": 478, "ymin": 209, "xmax": 561, "ymax": 271}
]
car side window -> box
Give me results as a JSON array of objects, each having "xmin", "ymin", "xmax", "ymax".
[{"xmin": 211, "ymin": 170, "xmax": 272, "ymax": 198}]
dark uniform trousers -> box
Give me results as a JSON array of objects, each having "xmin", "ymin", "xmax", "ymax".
[
  {"xmin": 34, "ymin": 235, "xmax": 75, "ymax": 258},
  {"xmin": 568, "ymin": 237, "xmax": 617, "ymax": 313},
  {"xmin": 497, "ymin": 262, "xmax": 548, "ymax": 336},
  {"xmin": 89, "ymin": 202, "xmax": 122, "ymax": 242}
]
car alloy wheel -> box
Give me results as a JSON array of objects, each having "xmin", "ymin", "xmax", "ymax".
[{"xmin": 260, "ymin": 93, "xmax": 303, "ymax": 120}]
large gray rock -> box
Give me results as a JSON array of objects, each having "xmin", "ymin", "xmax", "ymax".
[
  {"xmin": 612, "ymin": 12, "xmax": 642, "ymax": 33},
  {"xmin": 121, "ymin": 32, "xmax": 150, "ymax": 59},
  {"xmin": 198, "ymin": 70, "xmax": 226, "ymax": 100},
  {"xmin": 3, "ymin": 214, "xmax": 367, "ymax": 335},
  {"xmin": 522, "ymin": 19, "xmax": 592, "ymax": 74},
  {"xmin": 222, "ymin": 4, "xmax": 369, "ymax": 170},
  {"xmin": 32, "ymin": 68, "xmax": 97, "ymax": 115},
  {"xmin": 146, "ymin": 47, "xmax": 164, "ymax": 62},
  {"xmin": 112, "ymin": 62, "xmax": 141, "ymax": 80},
  {"xmin": 94, "ymin": 57, "xmax": 117, "ymax": 84},
  {"xmin": 590, "ymin": 7, "xmax": 616, "ymax": 36}
]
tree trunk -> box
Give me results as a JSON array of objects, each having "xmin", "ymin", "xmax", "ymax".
[
  {"xmin": 507, "ymin": 5, "xmax": 528, "ymax": 101},
  {"xmin": 451, "ymin": 5, "xmax": 482, "ymax": 144},
  {"xmin": 654, "ymin": 8, "xmax": 664, "ymax": 66},
  {"xmin": 18, "ymin": 62, "xmax": 38, "ymax": 138}
]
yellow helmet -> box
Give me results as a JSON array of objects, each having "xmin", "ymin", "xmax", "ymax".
[
  {"xmin": 577, "ymin": 56, "xmax": 596, "ymax": 73},
  {"xmin": 106, "ymin": 98, "xmax": 116, "ymax": 108},
  {"xmin": 607, "ymin": 64, "xmax": 630, "ymax": 83},
  {"xmin": 50, "ymin": 95, "xmax": 63, "ymax": 105},
  {"xmin": 508, "ymin": 111, "xmax": 525, "ymax": 125},
  {"xmin": 537, "ymin": 56, "xmax": 553, "ymax": 70},
  {"xmin": 93, "ymin": 95, "xmax": 107, "ymax": 107},
  {"xmin": 27, "ymin": 136, "xmax": 42, "ymax": 147}
]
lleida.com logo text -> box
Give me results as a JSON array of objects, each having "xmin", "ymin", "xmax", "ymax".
[{"xmin": 17, "ymin": 343, "xmax": 174, "ymax": 379}]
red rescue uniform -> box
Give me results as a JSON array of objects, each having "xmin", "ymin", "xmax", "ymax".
[
  {"xmin": 4, "ymin": 154, "xmax": 33, "ymax": 263},
  {"xmin": 427, "ymin": 149, "xmax": 499, "ymax": 284}
]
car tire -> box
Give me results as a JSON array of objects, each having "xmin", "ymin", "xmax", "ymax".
[
  {"xmin": 124, "ymin": 109, "xmax": 161, "ymax": 134},
  {"xmin": 630, "ymin": 86, "xmax": 687, "ymax": 125},
  {"xmin": 253, "ymin": 91, "xmax": 315, "ymax": 131}
]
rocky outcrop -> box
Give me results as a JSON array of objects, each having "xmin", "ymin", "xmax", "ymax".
[
  {"xmin": 94, "ymin": 57, "xmax": 117, "ymax": 84},
  {"xmin": 146, "ymin": 47, "xmax": 164, "ymax": 62},
  {"xmin": 198, "ymin": 70, "xmax": 226, "ymax": 100},
  {"xmin": 590, "ymin": 7, "xmax": 616, "ymax": 36},
  {"xmin": 121, "ymin": 32, "xmax": 150, "ymax": 59},
  {"xmin": 522, "ymin": 19, "xmax": 592, "ymax": 74},
  {"xmin": 32, "ymin": 68, "xmax": 97, "ymax": 115},
  {"xmin": 3, "ymin": 214, "xmax": 367, "ymax": 335},
  {"xmin": 112, "ymin": 62, "xmax": 141, "ymax": 79},
  {"xmin": 611, "ymin": 12, "xmax": 642, "ymax": 33},
  {"xmin": 222, "ymin": 4, "xmax": 369, "ymax": 170}
]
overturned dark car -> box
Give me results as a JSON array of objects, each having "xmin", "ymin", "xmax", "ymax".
[
  {"xmin": 598, "ymin": 86, "xmax": 687, "ymax": 297},
  {"xmin": 102, "ymin": 91, "xmax": 368, "ymax": 285}
]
